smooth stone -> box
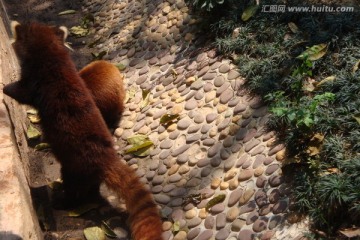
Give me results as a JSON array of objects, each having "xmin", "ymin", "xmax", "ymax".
[
  {"xmin": 206, "ymin": 113, "xmax": 217, "ymax": 123},
  {"xmin": 154, "ymin": 194, "xmax": 171, "ymax": 204},
  {"xmin": 228, "ymin": 70, "xmax": 240, "ymax": 80},
  {"xmin": 188, "ymin": 125, "xmax": 201, "ymax": 133},
  {"xmin": 194, "ymin": 114, "xmax": 205, "ymax": 123},
  {"xmin": 214, "ymin": 76, "xmax": 225, "ymax": 87},
  {"xmin": 219, "ymin": 63, "xmax": 230, "ymax": 73},
  {"xmin": 228, "ymin": 188, "xmax": 243, "ymax": 207},
  {"xmin": 232, "ymin": 219, "xmax": 246, "ymax": 232},
  {"xmin": 239, "ymin": 200, "xmax": 257, "ymax": 214},
  {"xmin": 186, "ymin": 178, "xmax": 202, "ymax": 188},
  {"xmin": 210, "ymin": 156, "xmax": 222, "ymax": 167},
  {"xmin": 220, "ymin": 88, "xmax": 234, "ymax": 104},
  {"xmin": 187, "ymin": 228, "xmax": 201, "ymax": 240},
  {"xmin": 238, "ymin": 169, "xmax": 254, "ymax": 181},
  {"xmin": 223, "ymin": 136, "xmax": 234, "ymax": 148},
  {"xmin": 217, "ymin": 118, "xmax": 231, "ymax": 131},
  {"xmin": 201, "ymin": 167, "xmax": 212, "ymax": 177},
  {"xmin": 152, "ymin": 175, "xmax": 165, "ymax": 185},
  {"xmin": 239, "ymin": 189, "xmax": 256, "ymax": 206},
  {"xmin": 169, "ymin": 130, "xmax": 180, "ymax": 140},
  {"xmin": 265, "ymin": 164, "xmax": 280, "ymax": 175},
  {"xmin": 255, "ymin": 189, "xmax": 268, "ymax": 207},
  {"xmin": 237, "ymin": 229, "xmax": 255, "ymax": 240},
  {"xmin": 269, "ymin": 189, "xmax": 281, "ymax": 204},
  {"xmin": 171, "ymin": 209, "xmax": 184, "ymax": 221},
  {"xmin": 273, "ymin": 200, "xmax": 288, "ymax": 214},
  {"xmin": 162, "ymin": 230, "xmax": 172, "ymax": 240},
  {"xmin": 185, "ymin": 99, "xmax": 198, "ymax": 110},
  {"xmin": 226, "ymin": 207, "xmax": 240, "ymax": 222},
  {"xmin": 174, "ymin": 231, "xmax": 187, "ymax": 240},
  {"xmin": 216, "ymin": 82, "xmax": 231, "ymax": 96},
  {"xmin": 256, "ymin": 176, "xmax": 267, "ymax": 188},
  {"xmin": 160, "ymin": 140, "xmax": 173, "ymax": 149},
  {"xmin": 146, "ymin": 171, "xmax": 156, "ymax": 180},
  {"xmin": 185, "ymin": 209, "xmax": 197, "ymax": 219},
  {"xmin": 253, "ymin": 219, "xmax": 268, "ymax": 232},
  {"xmin": 243, "ymin": 129, "xmax": 257, "ymax": 143},
  {"xmin": 204, "ymin": 82, "xmax": 213, "ymax": 92},
  {"xmin": 269, "ymin": 175, "xmax": 284, "ymax": 187},
  {"xmin": 201, "ymin": 124, "xmax": 212, "ymax": 134},
  {"xmin": 259, "ymin": 204, "xmax": 272, "ymax": 216},
  {"xmin": 210, "ymin": 203, "xmax": 225, "ymax": 214},
  {"xmin": 187, "ymin": 217, "xmax": 202, "ymax": 228},
  {"xmin": 216, "ymin": 212, "xmax": 226, "ymax": 229},
  {"xmin": 235, "ymin": 128, "xmax": 248, "ymax": 140},
  {"xmin": 245, "ymin": 209, "xmax": 258, "ymax": 224},
  {"xmin": 204, "ymin": 216, "xmax": 214, "ymax": 229},
  {"xmin": 250, "ymin": 145, "xmax": 265, "ymax": 156},
  {"xmin": 177, "ymin": 118, "xmax": 191, "ymax": 130},
  {"xmin": 208, "ymin": 142, "xmax": 222, "ymax": 157},
  {"xmin": 245, "ymin": 139, "xmax": 261, "ymax": 152},
  {"xmin": 191, "ymin": 80, "xmax": 203, "ymax": 90},
  {"xmin": 152, "ymin": 185, "xmax": 163, "ymax": 194},
  {"xmin": 228, "ymin": 97, "xmax": 240, "ymax": 107},
  {"xmin": 171, "ymin": 145, "xmax": 190, "ymax": 157},
  {"xmin": 268, "ymin": 144, "xmax": 285, "ymax": 156},
  {"xmin": 264, "ymin": 157, "xmax": 275, "ymax": 165},
  {"xmin": 242, "ymin": 158, "xmax": 253, "ymax": 169},
  {"xmin": 202, "ymin": 72, "xmax": 217, "ymax": 80},
  {"xmin": 169, "ymin": 173, "xmax": 182, "ymax": 183},
  {"xmin": 268, "ymin": 215, "xmax": 283, "ymax": 230},
  {"xmin": 179, "ymin": 165, "xmax": 190, "ymax": 174},
  {"xmin": 205, "ymin": 91, "xmax": 216, "ymax": 103},
  {"xmin": 261, "ymin": 231, "xmax": 275, "ymax": 240},
  {"xmin": 197, "ymin": 230, "xmax": 213, "ymax": 240},
  {"xmin": 158, "ymin": 164, "xmax": 168, "ymax": 175},
  {"xmin": 253, "ymin": 155, "xmax": 265, "ymax": 169},
  {"xmin": 215, "ymin": 228, "xmax": 230, "ymax": 240},
  {"xmin": 253, "ymin": 106, "xmax": 268, "ymax": 117},
  {"xmin": 234, "ymin": 103, "xmax": 247, "ymax": 114}
]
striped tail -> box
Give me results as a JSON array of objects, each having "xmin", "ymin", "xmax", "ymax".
[{"xmin": 104, "ymin": 160, "xmax": 163, "ymax": 240}]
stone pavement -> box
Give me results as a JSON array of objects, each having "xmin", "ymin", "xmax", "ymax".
[{"xmin": 80, "ymin": 0, "xmax": 308, "ymax": 239}]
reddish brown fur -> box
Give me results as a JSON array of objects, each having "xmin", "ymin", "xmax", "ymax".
[
  {"xmin": 3, "ymin": 22, "xmax": 162, "ymax": 240},
  {"xmin": 79, "ymin": 60, "xmax": 125, "ymax": 128}
]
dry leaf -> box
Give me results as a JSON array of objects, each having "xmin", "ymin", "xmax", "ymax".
[
  {"xmin": 84, "ymin": 227, "xmax": 106, "ymax": 240},
  {"xmin": 297, "ymin": 43, "xmax": 328, "ymax": 61},
  {"xmin": 26, "ymin": 124, "xmax": 41, "ymax": 139},
  {"xmin": 70, "ymin": 26, "xmax": 89, "ymax": 37}
]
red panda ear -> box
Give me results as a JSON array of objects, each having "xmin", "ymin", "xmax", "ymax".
[{"xmin": 11, "ymin": 21, "xmax": 22, "ymax": 40}]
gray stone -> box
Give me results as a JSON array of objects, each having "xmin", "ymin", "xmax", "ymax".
[
  {"xmin": 185, "ymin": 99, "xmax": 198, "ymax": 110},
  {"xmin": 236, "ymin": 155, "xmax": 248, "ymax": 167},
  {"xmin": 201, "ymin": 167, "xmax": 212, "ymax": 177},
  {"xmin": 206, "ymin": 113, "xmax": 217, "ymax": 123},
  {"xmin": 152, "ymin": 185, "xmax": 163, "ymax": 194},
  {"xmin": 253, "ymin": 218, "xmax": 268, "ymax": 232},
  {"xmin": 204, "ymin": 216, "xmax": 215, "ymax": 229},
  {"xmin": 152, "ymin": 175, "xmax": 165, "ymax": 185},
  {"xmin": 202, "ymin": 72, "xmax": 217, "ymax": 80},
  {"xmin": 269, "ymin": 175, "xmax": 284, "ymax": 187},
  {"xmin": 197, "ymin": 230, "xmax": 213, "ymax": 240},
  {"xmin": 186, "ymin": 134, "xmax": 201, "ymax": 143},
  {"xmin": 169, "ymin": 173, "xmax": 182, "ymax": 183},
  {"xmin": 220, "ymin": 88, "xmax": 234, "ymax": 104},
  {"xmin": 253, "ymin": 155, "xmax": 265, "ymax": 169},
  {"xmin": 210, "ymin": 156, "xmax": 222, "ymax": 167},
  {"xmin": 250, "ymin": 145, "xmax": 265, "ymax": 156},
  {"xmin": 243, "ymin": 128, "xmax": 257, "ymax": 143},
  {"xmin": 194, "ymin": 114, "xmax": 205, "ymax": 124},
  {"xmin": 188, "ymin": 125, "xmax": 201, "ymax": 133},
  {"xmin": 159, "ymin": 150, "xmax": 171, "ymax": 159},
  {"xmin": 154, "ymin": 193, "xmax": 171, "ymax": 204},
  {"xmin": 232, "ymin": 219, "xmax": 246, "ymax": 232},
  {"xmin": 255, "ymin": 189, "xmax": 268, "ymax": 207},
  {"xmin": 216, "ymin": 82, "xmax": 231, "ymax": 96},
  {"xmin": 160, "ymin": 140, "xmax": 173, "ymax": 149},
  {"xmin": 163, "ymin": 184, "xmax": 176, "ymax": 193},
  {"xmin": 269, "ymin": 215, "xmax": 283, "ymax": 230},
  {"xmin": 273, "ymin": 200, "xmax": 288, "ymax": 214},
  {"xmin": 238, "ymin": 169, "xmax": 253, "ymax": 181},
  {"xmin": 216, "ymin": 212, "xmax": 226, "ymax": 229},
  {"xmin": 235, "ymin": 128, "xmax": 247, "ymax": 141},
  {"xmin": 187, "ymin": 228, "xmax": 201, "ymax": 240},
  {"xmin": 215, "ymin": 228, "xmax": 230, "ymax": 240},
  {"xmin": 204, "ymin": 82, "xmax": 213, "ymax": 92},
  {"xmin": 228, "ymin": 188, "xmax": 243, "ymax": 207},
  {"xmin": 228, "ymin": 97, "xmax": 240, "ymax": 107},
  {"xmin": 234, "ymin": 103, "xmax": 247, "ymax": 114},
  {"xmin": 210, "ymin": 203, "xmax": 225, "ymax": 214},
  {"xmin": 245, "ymin": 139, "xmax": 261, "ymax": 152},
  {"xmin": 187, "ymin": 217, "xmax": 202, "ymax": 228},
  {"xmin": 219, "ymin": 63, "xmax": 230, "ymax": 73},
  {"xmin": 146, "ymin": 171, "xmax": 155, "ymax": 180},
  {"xmin": 237, "ymin": 229, "xmax": 255, "ymax": 240},
  {"xmin": 171, "ymin": 145, "xmax": 190, "ymax": 157},
  {"xmin": 264, "ymin": 157, "xmax": 275, "ymax": 165},
  {"xmin": 214, "ymin": 76, "xmax": 225, "ymax": 87},
  {"xmin": 259, "ymin": 204, "xmax": 272, "ymax": 216},
  {"xmin": 177, "ymin": 118, "xmax": 191, "ymax": 130},
  {"xmin": 246, "ymin": 211, "xmax": 259, "ymax": 225},
  {"xmin": 220, "ymin": 148, "xmax": 231, "ymax": 160},
  {"xmin": 268, "ymin": 144, "xmax": 285, "ymax": 156},
  {"xmin": 269, "ymin": 189, "xmax": 281, "ymax": 204},
  {"xmin": 265, "ymin": 164, "xmax": 280, "ymax": 176},
  {"xmin": 169, "ymin": 130, "xmax": 180, "ymax": 140},
  {"xmin": 208, "ymin": 142, "xmax": 222, "ymax": 157},
  {"xmin": 228, "ymin": 70, "xmax": 240, "ymax": 80},
  {"xmin": 256, "ymin": 176, "xmax": 267, "ymax": 188},
  {"xmin": 218, "ymin": 118, "xmax": 231, "ymax": 131},
  {"xmin": 239, "ymin": 200, "xmax": 257, "ymax": 214},
  {"xmin": 201, "ymin": 124, "xmax": 212, "ymax": 134}
]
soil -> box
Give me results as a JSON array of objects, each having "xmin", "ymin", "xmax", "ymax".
[{"xmin": 2, "ymin": 0, "xmax": 130, "ymax": 239}]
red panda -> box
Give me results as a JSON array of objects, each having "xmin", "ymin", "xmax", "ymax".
[
  {"xmin": 79, "ymin": 60, "xmax": 125, "ymax": 128},
  {"xmin": 3, "ymin": 21, "xmax": 163, "ymax": 240}
]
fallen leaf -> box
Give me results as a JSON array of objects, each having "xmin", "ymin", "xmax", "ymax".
[
  {"xmin": 101, "ymin": 221, "xmax": 117, "ymax": 238},
  {"xmin": 353, "ymin": 113, "xmax": 360, "ymax": 125},
  {"xmin": 125, "ymin": 87, "xmax": 136, "ymax": 103},
  {"xmin": 160, "ymin": 114, "xmax": 180, "ymax": 125},
  {"xmin": 288, "ymin": 22, "xmax": 299, "ymax": 33},
  {"xmin": 58, "ymin": 10, "xmax": 76, "ymax": 15},
  {"xmin": 115, "ymin": 63, "xmax": 126, "ymax": 71},
  {"xmin": 339, "ymin": 228, "xmax": 360, "ymax": 238},
  {"xmin": 91, "ymin": 51, "xmax": 107, "ymax": 60},
  {"xmin": 314, "ymin": 76, "xmax": 336, "ymax": 89},
  {"xmin": 68, "ymin": 203, "xmax": 100, "ymax": 217},
  {"xmin": 34, "ymin": 143, "xmax": 51, "ymax": 151},
  {"xmin": 84, "ymin": 226, "xmax": 106, "ymax": 240},
  {"xmin": 26, "ymin": 124, "xmax": 41, "ymax": 139},
  {"xmin": 28, "ymin": 115, "xmax": 41, "ymax": 124},
  {"xmin": 172, "ymin": 221, "xmax": 180, "ymax": 233},
  {"xmin": 126, "ymin": 134, "xmax": 154, "ymax": 157},
  {"xmin": 241, "ymin": 4, "xmax": 259, "ymax": 22},
  {"xmin": 352, "ymin": 60, "xmax": 360, "ymax": 73},
  {"xmin": 297, "ymin": 43, "xmax": 328, "ymax": 61},
  {"xmin": 205, "ymin": 194, "xmax": 226, "ymax": 211},
  {"xmin": 70, "ymin": 26, "xmax": 89, "ymax": 37},
  {"xmin": 306, "ymin": 133, "xmax": 324, "ymax": 156},
  {"xmin": 141, "ymin": 89, "xmax": 151, "ymax": 109}
]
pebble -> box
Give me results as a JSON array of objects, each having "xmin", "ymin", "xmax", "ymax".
[
  {"xmin": 226, "ymin": 207, "xmax": 240, "ymax": 221},
  {"xmin": 237, "ymin": 229, "xmax": 255, "ymax": 240},
  {"xmin": 177, "ymin": 118, "xmax": 191, "ymax": 130},
  {"xmin": 154, "ymin": 194, "xmax": 171, "ymax": 204},
  {"xmin": 259, "ymin": 204, "xmax": 272, "ymax": 216},
  {"xmin": 210, "ymin": 203, "xmax": 225, "ymax": 214},
  {"xmin": 255, "ymin": 189, "xmax": 268, "ymax": 207},
  {"xmin": 253, "ymin": 218, "xmax": 268, "ymax": 232},
  {"xmin": 238, "ymin": 169, "xmax": 253, "ymax": 181},
  {"xmin": 162, "ymin": 221, "xmax": 173, "ymax": 231},
  {"xmin": 198, "ymin": 208, "xmax": 208, "ymax": 219},
  {"xmin": 231, "ymin": 219, "xmax": 246, "ymax": 232},
  {"xmin": 269, "ymin": 215, "xmax": 283, "ymax": 230},
  {"xmin": 197, "ymin": 230, "xmax": 213, "ymax": 240},
  {"xmin": 256, "ymin": 176, "xmax": 267, "ymax": 188},
  {"xmin": 152, "ymin": 175, "xmax": 165, "ymax": 185},
  {"xmin": 187, "ymin": 217, "xmax": 202, "ymax": 228},
  {"xmin": 187, "ymin": 228, "xmax": 201, "ymax": 240},
  {"xmin": 185, "ymin": 99, "xmax": 198, "ymax": 110},
  {"xmin": 269, "ymin": 175, "xmax": 284, "ymax": 187},
  {"xmin": 174, "ymin": 231, "xmax": 187, "ymax": 240},
  {"xmin": 265, "ymin": 164, "xmax": 280, "ymax": 175},
  {"xmin": 185, "ymin": 209, "xmax": 197, "ymax": 219},
  {"xmin": 273, "ymin": 200, "xmax": 288, "ymax": 214},
  {"xmin": 228, "ymin": 188, "xmax": 243, "ymax": 207},
  {"xmin": 239, "ymin": 189, "xmax": 256, "ymax": 206},
  {"xmin": 215, "ymin": 228, "xmax": 230, "ymax": 240},
  {"xmin": 204, "ymin": 216, "xmax": 215, "ymax": 229},
  {"xmin": 220, "ymin": 88, "xmax": 233, "ymax": 104},
  {"xmin": 220, "ymin": 181, "xmax": 229, "ymax": 190},
  {"xmin": 216, "ymin": 212, "xmax": 226, "ymax": 229}
]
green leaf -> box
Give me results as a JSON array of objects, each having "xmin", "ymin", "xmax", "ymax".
[
  {"xmin": 101, "ymin": 221, "xmax": 117, "ymax": 238},
  {"xmin": 126, "ymin": 135, "xmax": 154, "ymax": 157},
  {"xmin": 70, "ymin": 26, "xmax": 89, "ymax": 37},
  {"xmin": 115, "ymin": 63, "xmax": 126, "ymax": 71},
  {"xmin": 84, "ymin": 227, "xmax": 106, "ymax": 240},
  {"xmin": 296, "ymin": 43, "xmax": 328, "ymax": 61},
  {"xmin": 26, "ymin": 124, "xmax": 41, "ymax": 139},
  {"xmin": 160, "ymin": 114, "xmax": 180, "ymax": 125},
  {"xmin": 58, "ymin": 10, "xmax": 76, "ymax": 15},
  {"xmin": 205, "ymin": 194, "xmax": 226, "ymax": 211},
  {"xmin": 353, "ymin": 114, "xmax": 360, "ymax": 125},
  {"xmin": 34, "ymin": 143, "xmax": 51, "ymax": 151},
  {"xmin": 141, "ymin": 89, "xmax": 150, "ymax": 109},
  {"xmin": 241, "ymin": 4, "xmax": 259, "ymax": 22},
  {"xmin": 28, "ymin": 114, "xmax": 41, "ymax": 123},
  {"xmin": 68, "ymin": 203, "xmax": 100, "ymax": 217},
  {"xmin": 172, "ymin": 221, "xmax": 180, "ymax": 233}
]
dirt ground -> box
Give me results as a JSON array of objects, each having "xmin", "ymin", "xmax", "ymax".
[{"xmin": 3, "ymin": 0, "xmax": 130, "ymax": 239}]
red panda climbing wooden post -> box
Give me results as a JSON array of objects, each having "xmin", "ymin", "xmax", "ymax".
[{"xmin": 3, "ymin": 21, "xmax": 163, "ymax": 240}]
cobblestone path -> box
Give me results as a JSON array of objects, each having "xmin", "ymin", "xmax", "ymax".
[{"xmin": 78, "ymin": 0, "xmax": 310, "ymax": 239}]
